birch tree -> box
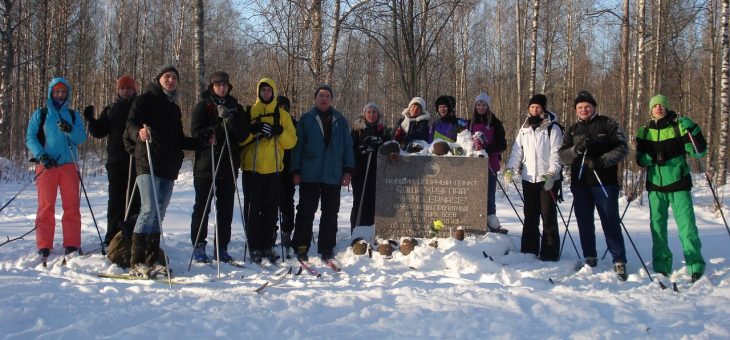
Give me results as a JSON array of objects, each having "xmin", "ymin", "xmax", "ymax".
[{"xmin": 718, "ymin": 0, "xmax": 729, "ymax": 185}]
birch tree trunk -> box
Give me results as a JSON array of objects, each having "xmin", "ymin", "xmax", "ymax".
[
  {"xmin": 718, "ymin": 0, "xmax": 729, "ymax": 185},
  {"xmin": 631, "ymin": 0, "xmax": 647, "ymax": 158},
  {"xmin": 528, "ymin": 0, "xmax": 539, "ymax": 96},
  {"xmin": 620, "ymin": 0, "xmax": 630, "ymax": 129},
  {"xmin": 194, "ymin": 0, "xmax": 204, "ymax": 96},
  {"xmin": 309, "ymin": 0, "xmax": 323, "ymax": 83},
  {"xmin": 516, "ymin": 0, "xmax": 524, "ymax": 112},
  {"xmin": 707, "ymin": 0, "xmax": 718, "ymax": 171},
  {"xmin": 0, "ymin": 0, "xmax": 16, "ymax": 143}
]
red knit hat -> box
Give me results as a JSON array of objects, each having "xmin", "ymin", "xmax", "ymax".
[
  {"xmin": 117, "ymin": 75, "xmax": 137, "ymax": 91},
  {"xmin": 52, "ymin": 82, "xmax": 67, "ymax": 92}
]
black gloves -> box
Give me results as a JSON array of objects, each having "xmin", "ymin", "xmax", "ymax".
[
  {"xmin": 573, "ymin": 135, "xmax": 592, "ymax": 154},
  {"xmin": 83, "ymin": 105, "xmax": 94, "ymax": 120},
  {"xmin": 57, "ymin": 119, "xmax": 73, "ymax": 133},
  {"xmin": 202, "ymin": 126, "xmax": 216, "ymax": 145},
  {"xmin": 252, "ymin": 122, "xmax": 282, "ymax": 138},
  {"xmin": 359, "ymin": 135, "xmax": 383, "ymax": 154},
  {"xmin": 39, "ymin": 154, "xmax": 57, "ymax": 169}
]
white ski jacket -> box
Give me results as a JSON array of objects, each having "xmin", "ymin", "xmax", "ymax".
[{"xmin": 505, "ymin": 111, "xmax": 563, "ymax": 183}]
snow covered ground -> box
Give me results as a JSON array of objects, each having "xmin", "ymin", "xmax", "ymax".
[{"xmin": 1, "ymin": 161, "xmax": 729, "ymax": 339}]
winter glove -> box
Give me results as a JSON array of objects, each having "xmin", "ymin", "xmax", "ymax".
[
  {"xmin": 471, "ymin": 132, "xmax": 486, "ymax": 151},
  {"xmin": 57, "ymin": 118, "xmax": 73, "ymax": 133},
  {"xmin": 393, "ymin": 127, "xmax": 405, "ymax": 143},
  {"xmin": 39, "ymin": 154, "xmax": 57, "ymax": 169},
  {"xmin": 503, "ymin": 168, "xmax": 514, "ymax": 184},
  {"xmin": 360, "ymin": 135, "xmax": 383, "ymax": 154},
  {"xmin": 573, "ymin": 135, "xmax": 592, "ymax": 154},
  {"xmin": 678, "ymin": 116, "xmax": 698, "ymax": 134},
  {"xmin": 82, "ymin": 105, "xmax": 94, "ymax": 120},
  {"xmin": 637, "ymin": 153, "xmax": 654, "ymax": 167},
  {"xmin": 259, "ymin": 122, "xmax": 273, "ymax": 138},
  {"xmin": 542, "ymin": 173, "xmax": 555, "ymax": 191}
]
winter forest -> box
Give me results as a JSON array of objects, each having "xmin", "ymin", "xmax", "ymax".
[
  {"xmin": 0, "ymin": 0, "xmax": 728, "ymax": 186},
  {"xmin": 2, "ymin": 0, "xmax": 730, "ymax": 338}
]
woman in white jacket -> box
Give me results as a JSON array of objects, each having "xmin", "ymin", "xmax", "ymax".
[{"xmin": 504, "ymin": 94, "xmax": 563, "ymax": 261}]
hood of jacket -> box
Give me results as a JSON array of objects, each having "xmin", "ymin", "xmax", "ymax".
[
  {"xmin": 47, "ymin": 77, "xmax": 72, "ymax": 111},
  {"xmin": 253, "ymin": 78, "xmax": 278, "ymax": 113}
]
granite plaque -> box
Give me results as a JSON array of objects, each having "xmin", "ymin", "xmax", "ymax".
[{"xmin": 374, "ymin": 154, "xmax": 489, "ymax": 239}]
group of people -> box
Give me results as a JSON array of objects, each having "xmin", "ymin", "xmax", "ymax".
[
  {"xmin": 24, "ymin": 66, "xmax": 707, "ymax": 282},
  {"xmin": 503, "ymin": 91, "xmax": 706, "ymax": 282}
]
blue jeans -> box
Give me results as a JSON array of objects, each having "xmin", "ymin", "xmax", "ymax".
[
  {"xmin": 488, "ymin": 170, "xmax": 497, "ymax": 215},
  {"xmin": 572, "ymin": 184, "xmax": 627, "ymax": 263},
  {"xmin": 134, "ymin": 174, "xmax": 174, "ymax": 234}
]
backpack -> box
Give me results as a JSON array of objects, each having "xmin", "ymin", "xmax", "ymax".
[{"xmin": 37, "ymin": 107, "xmax": 77, "ymax": 146}]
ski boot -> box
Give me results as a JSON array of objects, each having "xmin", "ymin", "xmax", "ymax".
[
  {"xmin": 614, "ymin": 262, "xmax": 628, "ymax": 281},
  {"xmin": 193, "ymin": 243, "xmax": 211, "ymax": 263}
]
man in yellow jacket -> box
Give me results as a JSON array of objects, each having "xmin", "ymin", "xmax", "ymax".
[{"xmin": 240, "ymin": 78, "xmax": 297, "ymax": 263}]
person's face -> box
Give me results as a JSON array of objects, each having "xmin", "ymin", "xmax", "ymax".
[
  {"xmin": 575, "ymin": 102, "xmax": 595, "ymax": 121},
  {"xmin": 651, "ymin": 104, "xmax": 666, "ymax": 119},
  {"xmin": 364, "ymin": 108, "xmax": 379, "ymax": 124},
  {"xmin": 159, "ymin": 72, "xmax": 178, "ymax": 92},
  {"xmin": 52, "ymin": 86, "xmax": 67, "ymax": 102},
  {"xmin": 117, "ymin": 86, "xmax": 135, "ymax": 100},
  {"xmin": 437, "ymin": 105, "xmax": 449, "ymax": 117},
  {"xmin": 528, "ymin": 104, "xmax": 543, "ymax": 117},
  {"xmin": 408, "ymin": 104, "xmax": 422, "ymax": 117},
  {"xmin": 260, "ymin": 85, "xmax": 273, "ymax": 101},
  {"xmin": 316, "ymin": 90, "xmax": 332, "ymax": 111},
  {"xmin": 476, "ymin": 101, "xmax": 489, "ymax": 114},
  {"xmin": 212, "ymin": 82, "xmax": 229, "ymax": 97}
]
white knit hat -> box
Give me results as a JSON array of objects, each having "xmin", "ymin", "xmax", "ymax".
[{"xmin": 408, "ymin": 97, "xmax": 426, "ymax": 110}]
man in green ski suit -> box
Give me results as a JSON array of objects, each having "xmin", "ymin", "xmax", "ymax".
[{"xmin": 635, "ymin": 94, "xmax": 706, "ymax": 282}]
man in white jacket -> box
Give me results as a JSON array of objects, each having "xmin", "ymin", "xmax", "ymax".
[{"xmin": 504, "ymin": 94, "xmax": 563, "ymax": 261}]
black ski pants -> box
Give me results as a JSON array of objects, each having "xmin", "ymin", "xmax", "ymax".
[
  {"xmin": 242, "ymin": 171, "xmax": 279, "ymax": 251},
  {"xmin": 190, "ymin": 173, "xmax": 236, "ymax": 250},
  {"xmin": 520, "ymin": 180, "xmax": 560, "ymax": 261},
  {"xmin": 279, "ymin": 172, "xmax": 295, "ymax": 234},
  {"xmin": 293, "ymin": 182, "xmax": 341, "ymax": 254},
  {"xmin": 105, "ymin": 160, "xmax": 140, "ymax": 245}
]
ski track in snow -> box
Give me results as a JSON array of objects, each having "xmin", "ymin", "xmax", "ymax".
[{"xmin": 1, "ymin": 163, "xmax": 729, "ymax": 338}]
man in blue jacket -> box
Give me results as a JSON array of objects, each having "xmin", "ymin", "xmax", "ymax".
[
  {"xmin": 291, "ymin": 84, "xmax": 355, "ymax": 261},
  {"xmin": 26, "ymin": 77, "xmax": 87, "ymax": 258}
]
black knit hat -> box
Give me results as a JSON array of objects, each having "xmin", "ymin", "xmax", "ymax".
[
  {"xmin": 277, "ymin": 95, "xmax": 291, "ymax": 112},
  {"xmin": 314, "ymin": 84, "xmax": 333, "ymax": 98},
  {"xmin": 528, "ymin": 94, "xmax": 547, "ymax": 109},
  {"xmin": 574, "ymin": 91, "xmax": 597, "ymax": 107},
  {"xmin": 155, "ymin": 65, "xmax": 179, "ymax": 83}
]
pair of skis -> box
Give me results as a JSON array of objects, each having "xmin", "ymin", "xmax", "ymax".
[{"xmin": 254, "ymin": 258, "xmax": 341, "ymax": 293}]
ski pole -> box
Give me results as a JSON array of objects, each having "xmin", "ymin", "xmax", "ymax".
[
  {"xmin": 0, "ymin": 167, "xmax": 46, "ymax": 215},
  {"xmin": 187, "ymin": 139, "xmax": 225, "ymax": 271},
  {"xmin": 558, "ymin": 201, "xmax": 575, "ymax": 259},
  {"xmin": 221, "ymin": 119, "xmax": 250, "ymax": 262},
  {"xmin": 0, "ymin": 226, "xmax": 36, "ymax": 248},
  {"xmin": 549, "ymin": 189, "xmax": 580, "ymax": 260},
  {"xmin": 142, "ymin": 124, "xmax": 173, "ymax": 289},
  {"xmin": 490, "ymin": 169, "xmax": 524, "ymax": 227},
  {"xmin": 512, "ymin": 180, "xmax": 525, "ymax": 204},
  {"xmin": 211, "ymin": 142, "xmax": 221, "ymax": 278},
  {"xmin": 274, "ymin": 132, "xmax": 285, "ymax": 259},
  {"xmin": 65, "ymin": 135, "xmax": 105, "ymax": 255},
  {"xmin": 353, "ymin": 150, "xmax": 374, "ymax": 230},
  {"xmin": 684, "ymin": 124, "xmax": 730, "ymax": 237},
  {"xmin": 243, "ymin": 133, "xmax": 260, "ymax": 262},
  {"xmin": 602, "ymin": 169, "xmax": 645, "ymax": 260},
  {"xmin": 620, "ymin": 217, "xmax": 664, "ymax": 289},
  {"xmin": 593, "ymin": 169, "xmax": 609, "ymax": 198},
  {"xmin": 577, "ymin": 151, "xmax": 588, "ymax": 182}
]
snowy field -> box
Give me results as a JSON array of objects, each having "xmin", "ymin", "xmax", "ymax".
[{"xmin": 1, "ymin": 160, "xmax": 729, "ymax": 339}]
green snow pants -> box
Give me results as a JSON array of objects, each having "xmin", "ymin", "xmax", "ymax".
[{"xmin": 648, "ymin": 190, "xmax": 705, "ymax": 276}]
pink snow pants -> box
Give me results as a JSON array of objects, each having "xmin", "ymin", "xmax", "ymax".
[{"xmin": 34, "ymin": 163, "xmax": 81, "ymax": 250}]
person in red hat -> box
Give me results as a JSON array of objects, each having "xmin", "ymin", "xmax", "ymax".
[{"xmin": 84, "ymin": 75, "xmax": 140, "ymax": 247}]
